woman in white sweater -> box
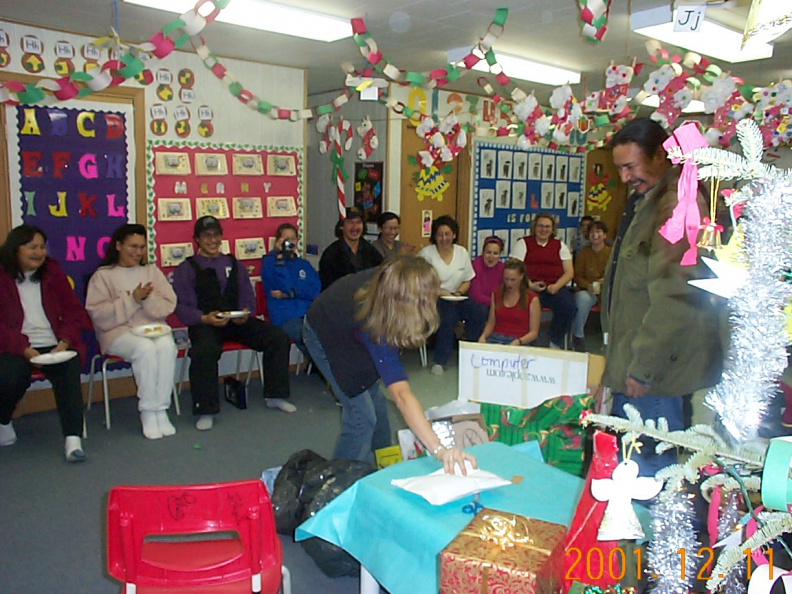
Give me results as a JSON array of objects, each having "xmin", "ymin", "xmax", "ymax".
[{"xmin": 86, "ymin": 224, "xmax": 178, "ymax": 439}]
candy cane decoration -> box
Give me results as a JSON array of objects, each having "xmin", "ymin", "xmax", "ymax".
[{"xmin": 328, "ymin": 118, "xmax": 353, "ymax": 219}]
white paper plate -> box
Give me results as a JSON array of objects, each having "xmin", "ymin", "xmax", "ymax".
[
  {"xmin": 30, "ymin": 350, "xmax": 77, "ymax": 365},
  {"xmin": 131, "ymin": 324, "xmax": 172, "ymax": 338},
  {"xmin": 217, "ymin": 310, "xmax": 248, "ymax": 319},
  {"xmin": 440, "ymin": 295, "xmax": 468, "ymax": 302}
]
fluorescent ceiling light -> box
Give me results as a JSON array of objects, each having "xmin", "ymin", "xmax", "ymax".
[
  {"xmin": 640, "ymin": 95, "xmax": 705, "ymax": 114},
  {"xmin": 631, "ymin": 7, "xmax": 773, "ymax": 63},
  {"xmin": 448, "ymin": 47, "xmax": 580, "ymax": 87},
  {"xmin": 123, "ymin": 0, "xmax": 350, "ymax": 42}
]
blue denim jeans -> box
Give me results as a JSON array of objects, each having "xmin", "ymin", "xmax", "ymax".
[
  {"xmin": 302, "ymin": 320, "xmax": 392, "ymax": 463},
  {"xmin": 611, "ymin": 392, "xmax": 685, "ymax": 477},
  {"xmin": 486, "ymin": 333, "xmax": 518, "ymax": 345},
  {"xmin": 572, "ymin": 290, "xmax": 597, "ymax": 338},
  {"xmin": 537, "ymin": 287, "xmax": 576, "ymax": 346},
  {"xmin": 434, "ymin": 299, "xmax": 484, "ymax": 366},
  {"xmin": 280, "ymin": 316, "xmax": 308, "ymax": 355}
]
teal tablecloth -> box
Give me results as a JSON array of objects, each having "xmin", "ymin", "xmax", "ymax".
[{"xmin": 295, "ymin": 441, "xmax": 584, "ymax": 594}]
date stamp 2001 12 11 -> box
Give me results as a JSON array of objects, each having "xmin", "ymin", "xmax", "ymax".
[{"xmin": 566, "ymin": 547, "xmax": 770, "ymax": 581}]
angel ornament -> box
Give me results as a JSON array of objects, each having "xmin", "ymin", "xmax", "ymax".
[{"xmin": 590, "ymin": 459, "xmax": 662, "ymax": 540}]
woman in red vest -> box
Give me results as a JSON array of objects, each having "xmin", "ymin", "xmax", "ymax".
[{"xmin": 510, "ymin": 213, "xmax": 576, "ymax": 348}]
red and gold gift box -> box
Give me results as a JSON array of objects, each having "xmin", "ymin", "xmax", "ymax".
[{"xmin": 439, "ymin": 509, "xmax": 566, "ymax": 594}]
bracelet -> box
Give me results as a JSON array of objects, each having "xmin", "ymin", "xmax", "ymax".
[{"xmin": 432, "ymin": 444, "xmax": 447, "ymax": 458}]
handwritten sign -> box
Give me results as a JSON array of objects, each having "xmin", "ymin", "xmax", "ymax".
[{"xmin": 457, "ymin": 342, "xmax": 588, "ymax": 408}]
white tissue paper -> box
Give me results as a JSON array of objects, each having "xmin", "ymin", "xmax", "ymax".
[{"xmin": 390, "ymin": 461, "xmax": 511, "ymax": 505}]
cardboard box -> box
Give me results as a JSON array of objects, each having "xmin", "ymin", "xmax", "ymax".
[
  {"xmin": 397, "ymin": 414, "xmax": 489, "ymax": 461},
  {"xmin": 440, "ymin": 509, "xmax": 566, "ymax": 594}
]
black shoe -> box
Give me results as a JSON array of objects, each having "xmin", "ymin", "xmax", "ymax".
[{"xmin": 573, "ymin": 337, "xmax": 586, "ymax": 352}]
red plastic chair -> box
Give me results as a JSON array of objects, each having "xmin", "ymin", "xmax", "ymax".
[{"xmin": 107, "ymin": 479, "xmax": 291, "ymax": 593}]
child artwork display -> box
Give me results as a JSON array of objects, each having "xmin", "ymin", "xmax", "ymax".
[
  {"xmin": 196, "ymin": 197, "xmax": 230, "ymax": 219},
  {"xmin": 234, "ymin": 237, "xmax": 267, "ymax": 260},
  {"xmin": 148, "ymin": 142, "xmax": 303, "ymax": 279},
  {"xmin": 232, "ymin": 153, "xmax": 264, "ymax": 175},
  {"xmin": 354, "ymin": 161, "xmax": 384, "ymax": 225},
  {"xmin": 471, "ymin": 142, "xmax": 584, "ymax": 257},
  {"xmin": 232, "ymin": 196, "xmax": 263, "ymax": 219},
  {"xmin": 267, "ymin": 154, "xmax": 296, "ymax": 176},
  {"xmin": 160, "ymin": 242, "xmax": 194, "ymax": 267},
  {"xmin": 267, "ymin": 195, "xmax": 297, "ymax": 217},
  {"xmin": 155, "ymin": 152, "xmax": 191, "ymax": 175},
  {"xmin": 195, "ymin": 153, "xmax": 228, "ymax": 176},
  {"xmin": 158, "ymin": 198, "xmax": 192, "ymax": 222}
]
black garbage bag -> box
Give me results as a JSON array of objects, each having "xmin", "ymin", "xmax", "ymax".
[
  {"xmin": 271, "ymin": 449, "xmax": 327, "ymax": 535},
  {"xmin": 299, "ymin": 458, "xmax": 376, "ymax": 578}
]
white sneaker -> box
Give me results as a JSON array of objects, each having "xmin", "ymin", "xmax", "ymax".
[
  {"xmin": 156, "ymin": 411, "xmax": 176, "ymax": 437},
  {"xmin": 195, "ymin": 414, "xmax": 214, "ymax": 431},
  {"xmin": 0, "ymin": 422, "xmax": 17, "ymax": 446},
  {"xmin": 431, "ymin": 364, "xmax": 444, "ymax": 376},
  {"xmin": 65, "ymin": 436, "xmax": 86, "ymax": 463},
  {"xmin": 265, "ymin": 398, "xmax": 297, "ymax": 413},
  {"xmin": 140, "ymin": 411, "xmax": 163, "ymax": 440}
]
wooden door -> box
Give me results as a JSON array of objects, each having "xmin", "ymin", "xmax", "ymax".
[{"xmin": 398, "ymin": 119, "xmax": 470, "ymax": 250}]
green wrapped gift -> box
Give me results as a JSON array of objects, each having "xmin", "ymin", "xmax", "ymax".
[{"xmin": 480, "ymin": 394, "xmax": 593, "ymax": 476}]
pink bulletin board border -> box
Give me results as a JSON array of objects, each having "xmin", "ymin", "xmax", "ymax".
[{"xmin": 146, "ymin": 140, "xmax": 304, "ymax": 281}]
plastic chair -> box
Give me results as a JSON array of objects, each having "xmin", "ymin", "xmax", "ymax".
[
  {"xmin": 87, "ymin": 351, "xmax": 182, "ymax": 430},
  {"xmin": 107, "ymin": 479, "xmax": 291, "ymax": 594},
  {"xmin": 254, "ymin": 280, "xmax": 312, "ymax": 376}
]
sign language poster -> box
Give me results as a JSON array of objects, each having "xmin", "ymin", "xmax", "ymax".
[{"xmin": 11, "ymin": 105, "xmax": 131, "ymax": 299}]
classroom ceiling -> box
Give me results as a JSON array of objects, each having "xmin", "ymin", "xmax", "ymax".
[{"xmin": 1, "ymin": 0, "xmax": 790, "ymax": 103}]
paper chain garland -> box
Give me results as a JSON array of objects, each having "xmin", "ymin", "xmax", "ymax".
[
  {"xmin": 3, "ymin": 1, "xmax": 792, "ymax": 154},
  {"xmin": 578, "ymin": 0, "xmax": 613, "ymax": 43}
]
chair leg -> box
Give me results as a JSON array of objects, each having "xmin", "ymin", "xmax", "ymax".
[
  {"xmin": 102, "ymin": 358, "xmax": 111, "ymax": 429},
  {"xmin": 171, "ymin": 385, "xmax": 181, "ymax": 416},
  {"xmin": 419, "ymin": 344, "xmax": 428, "ymax": 368},
  {"xmin": 87, "ymin": 354, "xmax": 102, "ymax": 412},
  {"xmin": 177, "ymin": 346, "xmax": 189, "ymax": 397},
  {"xmin": 281, "ymin": 565, "xmax": 292, "ymax": 594},
  {"xmin": 244, "ymin": 350, "xmax": 257, "ymax": 388},
  {"xmin": 295, "ymin": 346, "xmax": 303, "ymax": 376}
]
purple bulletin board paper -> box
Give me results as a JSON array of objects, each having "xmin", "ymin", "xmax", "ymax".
[{"xmin": 15, "ymin": 105, "xmax": 129, "ymax": 300}]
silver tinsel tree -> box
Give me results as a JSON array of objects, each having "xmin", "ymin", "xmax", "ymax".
[
  {"xmin": 717, "ymin": 490, "xmax": 746, "ymax": 594},
  {"xmin": 647, "ymin": 487, "xmax": 701, "ymax": 594}
]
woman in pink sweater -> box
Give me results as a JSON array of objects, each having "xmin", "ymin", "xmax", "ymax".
[
  {"xmin": 86, "ymin": 224, "xmax": 178, "ymax": 440},
  {"xmin": 465, "ymin": 237, "xmax": 505, "ymax": 341}
]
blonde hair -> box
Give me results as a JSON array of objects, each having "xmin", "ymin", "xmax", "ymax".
[
  {"xmin": 531, "ymin": 212, "xmax": 557, "ymax": 237},
  {"xmin": 497, "ymin": 258, "xmax": 530, "ymax": 310},
  {"xmin": 355, "ymin": 256, "xmax": 440, "ymax": 349}
]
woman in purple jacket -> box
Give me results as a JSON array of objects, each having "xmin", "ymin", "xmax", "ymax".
[{"xmin": 0, "ymin": 225, "xmax": 89, "ymax": 462}]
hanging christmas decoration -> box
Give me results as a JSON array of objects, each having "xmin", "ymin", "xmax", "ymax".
[
  {"xmin": 647, "ymin": 488, "xmax": 701, "ymax": 594},
  {"xmin": 549, "ymin": 84, "xmax": 583, "ymax": 144},
  {"xmin": 584, "ymin": 63, "xmax": 635, "ymax": 118},
  {"xmin": 700, "ymin": 74, "xmax": 754, "ymax": 147},
  {"xmin": 578, "ymin": 0, "xmax": 614, "ymax": 43},
  {"xmin": 356, "ymin": 116, "xmax": 378, "ymax": 160},
  {"xmin": 415, "ymin": 113, "xmax": 466, "ymax": 169},
  {"xmin": 513, "ymin": 92, "xmax": 551, "ymax": 149},
  {"xmin": 328, "ymin": 118, "xmax": 353, "ymax": 219}
]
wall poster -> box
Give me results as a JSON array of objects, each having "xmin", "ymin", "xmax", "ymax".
[
  {"xmin": 472, "ymin": 141, "xmax": 584, "ymax": 258},
  {"xmin": 353, "ymin": 161, "xmax": 384, "ymax": 229}
]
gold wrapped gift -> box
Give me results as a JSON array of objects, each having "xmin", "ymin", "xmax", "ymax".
[{"xmin": 439, "ymin": 509, "xmax": 566, "ymax": 594}]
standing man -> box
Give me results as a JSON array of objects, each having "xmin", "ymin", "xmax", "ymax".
[
  {"xmin": 602, "ymin": 118, "xmax": 722, "ymax": 475},
  {"xmin": 319, "ymin": 207, "xmax": 383, "ymax": 290},
  {"xmin": 174, "ymin": 216, "xmax": 294, "ymax": 431}
]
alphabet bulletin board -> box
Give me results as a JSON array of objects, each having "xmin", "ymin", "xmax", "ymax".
[
  {"xmin": 472, "ymin": 141, "xmax": 584, "ymax": 257},
  {"xmin": 147, "ymin": 141, "xmax": 304, "ymax": 280},
  {"xmin": 6, "ymin": 103, "xmax": 134, "ymax": 299}
]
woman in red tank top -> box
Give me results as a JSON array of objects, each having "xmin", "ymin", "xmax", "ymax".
[{"xmin": 478, "ymin": 259, "xmax": 540, "ymax": 346}]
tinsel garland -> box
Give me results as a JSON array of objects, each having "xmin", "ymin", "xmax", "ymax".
[
  {"xmin": 703, "ymin": 176, "xmax": 792, "ymax": 442},
  {"xmin": 716, "ymin": 490, "xmax": 746, "ymax": 594},
  {"xmin": 647, "ymin": 488, "xmax": 701, "ymax": 594}
]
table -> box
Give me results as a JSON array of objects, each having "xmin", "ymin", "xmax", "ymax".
[{"xmin": 295, "ymin": 441, "xmax": 585, "ymax": 594}]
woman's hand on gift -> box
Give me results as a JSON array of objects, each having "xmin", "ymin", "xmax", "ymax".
[{"xmin": 437, "ymin": 446, "xmax": 478, "ymax": 475}]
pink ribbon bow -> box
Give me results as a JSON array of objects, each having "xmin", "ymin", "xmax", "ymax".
[{"xmin": 659, "ymin": 122, "xmax": 709, "ymax": 265}]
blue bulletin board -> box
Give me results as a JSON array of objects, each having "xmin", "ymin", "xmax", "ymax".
[{"xmin": 472, "ymin": 141, "xmax": 584, "ymax": 258}]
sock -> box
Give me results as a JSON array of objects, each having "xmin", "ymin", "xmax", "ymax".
[
  {"xmin": 140, "ymin": 411, "xmax": 163, "ymax": 439},
  {"xmin": 195, "ymin": 414, "xmax": 214, "ymax": 431},
  {"xmin": 156, "ymin": 411, "xmax": 176, "ymax": 437}
]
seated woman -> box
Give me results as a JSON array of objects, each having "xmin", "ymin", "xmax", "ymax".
[
  {"xmin": 479, "ymin": 259, "xmax": 540, "ymax": 346},
  {"xmin": 0, "ymin": 225, "xmax": 89, "ymax": 462},
  {"xmin": 371, "ymin": 212, "xmax": 413, "ymax": 259},
  {"xmin": 466, "ymin": 236, "xmax": 505, "ymax": 342},
  {"xmin": 418, "ymin": 215, "xmax": 476, "ymax": 376},
  {"xmin": 304, "ymin": 255, "xmax": 476, "ymax": 472},
  {"xmin": 260, "ymin": 223, "xmax": 320, "ymax": 355},
  {"xmin": 510, "ymin": 213, "xmax": 576, "ymax": 349},
  {"xmin": 571, "ymin": 221, "xmax": 611, "ymax": 352},
  {"xmin": 86, "ymin": 224, "xmax": 178, "ymax": 440}
]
